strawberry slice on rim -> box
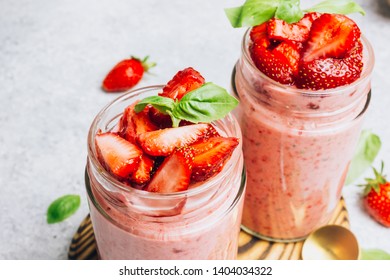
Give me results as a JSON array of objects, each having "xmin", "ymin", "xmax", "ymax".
[
  {"xmin": 95, "ymin": 132, "xmax": 142, "ymax": 179},
  {"xmin": 146, "ymin": 147, "xmax": 194, "ymax": 193},
  {"xmin": 137, "ymin": 123, "xmax": 211, "ymax": 157},
  {"xmin": 159, "ymin": 67, "xmax": 205, "ymax": 101},
  {"xmin": 190, "ymin": 137, "xmax": 239, "ymax": 182},
  {"xmin": 302, "ymin": 13, "xmax": 361, "ymax": 62}
]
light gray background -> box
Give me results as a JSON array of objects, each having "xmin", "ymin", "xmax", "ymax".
[{"xmin": 0, "ymin": 0, "xmax": 389, "ymax": 259}]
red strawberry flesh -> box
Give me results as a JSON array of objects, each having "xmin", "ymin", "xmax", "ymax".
[
  {"xmin": 267, "ymin": 12, "xmax": 320, "ymax": 42},
  {"xmin": 250, "ymin": 43, "xmax": 297, "ymax": 84},
  {"xmin": 119, "ymin": 102, "xmax": 158, "ymax": 142},
  {"xmin": 131, "ymin": 154, "xmax": 155, "ymax": 185},
  {"xmin": 302, "ymin": 14, "xmax": 361, "ymax": 62},
  {"xmin": 190, "ymin": 137, "xmax": 239, "ymax": 182},
  {"xmin": 297, "ymin": 41, "xmax": 363, "ymax": 90},
  {"xmin": 159, "ymin": 67, "xmax": 205, "ymax": 100},
  {"xmin": 137, "ymin": 123, "xmax": 211, "ymax": 156},
  {"xmin": 95, "ymin": 132, "xmax": 142, "ymax": 178},
  {"xmin": 250, "ymin": 23, "xmax": 270, "ymax": 48},
  {"xmin": 146, "ymin": 147, "xmax": 194, "ymax": 193}
]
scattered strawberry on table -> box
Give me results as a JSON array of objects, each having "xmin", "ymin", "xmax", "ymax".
[
  {"xmin": 102, "ymin": 56, "xmax": 156, "ymax": 92},
  {"xmin": 361, "ymin": 162, "xmax": 390, "ymax": 227},
  {"xmin": 95, "ymin": 67, "xmax": 239, "ymax": 193}
]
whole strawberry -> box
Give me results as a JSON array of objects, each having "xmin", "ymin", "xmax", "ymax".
[
  {"xmin": 362, "ymin": 162, "xmax": 390, "ymax": 227},
  {"xmin": 102, "ymin": 56, "xmax": 156, "ymax": 92}
]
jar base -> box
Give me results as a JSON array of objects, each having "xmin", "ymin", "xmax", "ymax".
[{"xmin": 240, "ymin": 225, "xmax": 307, "ymax": 243}]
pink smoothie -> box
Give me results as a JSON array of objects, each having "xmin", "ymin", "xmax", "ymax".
[
  {"xmin": 234, "ymin": 34, "xmax": 373, "ymax": 241},
  {"xmin": 87, "ymin": 86, "xmax": 245, "ymax": 259},
  {"xmin": 87, "ymin": 153, "xmax": 244, "ymax": 259}
]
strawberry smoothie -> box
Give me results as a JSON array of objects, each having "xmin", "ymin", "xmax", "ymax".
[
  {"xmin": 86, "ymin": 85, "xmax": 245, "ymax": 259},
  {"xmin": 234, "ymin": 22, "xmax": 374, "ymax": 241}
]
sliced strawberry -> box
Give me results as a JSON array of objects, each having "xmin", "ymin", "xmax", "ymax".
[
  {"xmin": 132, "ymin": 106, "xmax": 158, "ymax": 135},
  {"xmin": 250, "ymin": 43, "xmax": 297, "ymax": 84},
  {"xmin": 302, "ymin": 14, "xmax": 361, "ymax": 62},
  {"xmin": 297, "ymin": 41, "xmax": 363, "ymax": 90},
  {"xmin": 204, "ymin": 124, "xmax": 220, "ymax": 139},
  {"xmin": 137, "ymin": 123, "xmax": 211, "ymax": 156},
  {"xmin": 159, "ymin": 67, "xmax": 205, "ymax": 100},
  {"xmin": 267, "ymin": 12, "xmax": 320, "ymax": 42},
  {"xmin": 146, "ymin": 147, "xmax": 194, "ymax": 193},
  {"xmin": 273, "ymin": 41, "xmax": 300, "ymax": 76},
  {"xmin": 250, "ymin": 22, "xmax": 270, "ymax": 48},
  {"xmin": 95, "ymin": 132, "xmax": 142, "ymax": 179},
  {"xmin": 131, "ymin": 154, "xmax": 155, "ymax": 185},
  {"xmin": 119, "ymin": 103, "xmax": 158, "ymax": 142},
  {"xmin": 190, "ymin": 137, "xmax": 239, "ymax": 182}
]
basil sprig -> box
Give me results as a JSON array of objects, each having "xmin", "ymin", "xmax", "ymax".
[
  {"xmin": 47, "ymin": 194, "xmax": 81, "ymax": 224},
  {"xmin": 225, "ymin": 0, "xmax": 365, "ymax": 28},
  {"xmin": 345, "ymin": 130, "xmax": 381, "ymax": 186},
  {"xmin": 135, "ymin": 82, "xmax": 239, "ymax": 128}
]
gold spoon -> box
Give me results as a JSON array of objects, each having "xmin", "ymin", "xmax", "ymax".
[{"xmin": 301, "ymin": 225, "xmax": 360, "ymax": 260}]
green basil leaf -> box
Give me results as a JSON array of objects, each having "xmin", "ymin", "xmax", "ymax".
[
  {"xmin": 225, "ymin": 0, "xmax": 279, "ymax": 28},
  {"xmin": 275, "ymin": 0, "xmax": 303, "ymax": 24},
  {"xmin": 345, "ymin": 130, "xmax": 381, "ymax": 185},
  {"xmin": 305, "ymin": 0, "xmax": 365, "ymax": 16},
  {"xmin": 172, "ymin": 82, "xmax": 239, "ymax": 124},
  {"xmin": 361, "ymin": 249, "xmax": 390, "ymax": 260},
  {"xmin": 134, "ymin": 96, "xmax": 175, "ymax": 115},
  {"xmin": 47, "ymin": 194, "xmax": 81, "ymax": 224}
]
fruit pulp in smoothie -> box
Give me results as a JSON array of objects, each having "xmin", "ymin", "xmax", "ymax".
[
  {"xmin": 87, "ymin": 68, "xmax": 245, "ymax": 259},
  {"xmin": 235, "ymin": 13, "xmax": 373, "ymax": 240}
]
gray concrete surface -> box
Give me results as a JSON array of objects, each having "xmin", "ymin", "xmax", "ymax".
[{"xmin": 0, "ymin": 0, "xmax": 389, "ymax": 259}]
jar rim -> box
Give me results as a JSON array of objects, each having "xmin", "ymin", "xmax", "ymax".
[
  {"xmin": 241, "ymin": 28, "xmax": 375, "ymax": 96},
  {"xmin": 87, "ymin": 85, "xmax": 243, "ymax": 199}
]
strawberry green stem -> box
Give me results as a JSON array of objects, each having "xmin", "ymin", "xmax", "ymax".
[
  {"xmin": 360, "ymin": 161, "xmax": 387, "ymax": 195},
  {"xmin": 140, "ymin": 55, "xmax": 156, "ymax": 72}
]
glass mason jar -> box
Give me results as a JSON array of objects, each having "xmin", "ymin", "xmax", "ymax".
[
  {"xmin": 232, "ymin": 29, "xmax": 374, "ymax": 242},
  {"xmin": 86, "ymin": 86, "xmax": 246, "ymax": 259}
]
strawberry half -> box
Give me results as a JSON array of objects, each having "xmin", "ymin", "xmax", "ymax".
[
  {"xmin": 297, "ymin": 41, "xmax": 363, "ymax": 90},
  {"xmin": 159, "ymin": 67, "xmax": 205, "ymax": 101},
  {"xmin": 131, "ymin": 154, "xmax": 155, "ymax": 185},
  {"xmin": 267, "ymin": 12, "xmax": 320, "ymax": 42},
  {"xmin": 102, "ymin": 56, "xmax": 156, "ymax": 92},
  {"xmin": 302, "ymin": 14, "xmax": 361, "ymax": 62},
  {"xmin": 146, "ymin": 147, "xmax": 194, "ymax": 193},
  {"xmin": 95, "ymin": 132, "xmax": 142, "ymax": 179},
  {"xmin": 190, "ymin": 137, "xmax": 239, "ymax": 182},
  {"xmin": 137, "ymin": 123, "xmax": 211, "ymax": 156}
]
